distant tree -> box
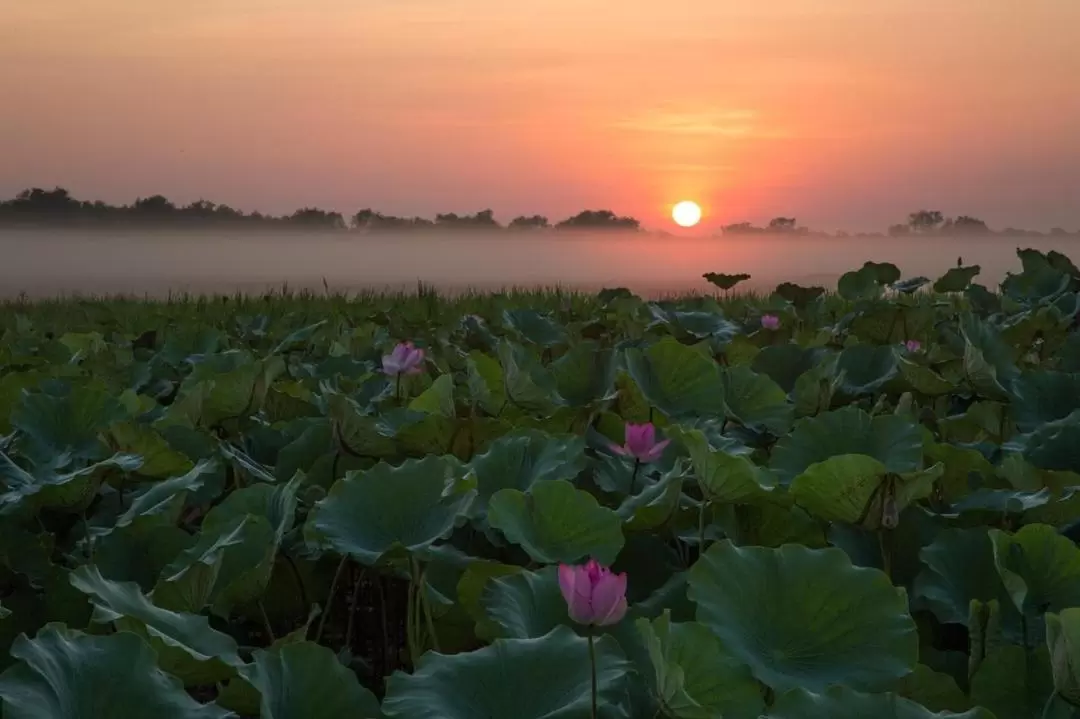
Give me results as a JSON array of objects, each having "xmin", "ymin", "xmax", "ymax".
[
  {"xmin": 556, "ymin": 210, "xmax": 639, "ymax": 231},
  {"xmin": 286, "ymin": 207, "xmax": 346, "ymax": 230},
  {"xmin": 888, "ymin": 224, "xmax": 911, "ymax": 237},
  {"xmin": 721, "ymin": 222, "xmax": 762, "ymax": 235},
  {"xmin": 433, "ymin": 210, "xmax": 501, "ymax": 229},
  {"xmin": 951, "ymin": 215, "xmax": 990, "ymax": 234},
  {"xmin": 509, "ymin": 215, "xmax": 550, "ymax": 230},
  {"xmin": 132, "ymin": 195, "xmax": 177, "ymax": 215},
  {"xmin": 768, "ymin": 217, "xmax": 797, "ymax": 232},
  {"xmin": 907, "ymin": 210, "xmax": 944, "ymax": 234}
]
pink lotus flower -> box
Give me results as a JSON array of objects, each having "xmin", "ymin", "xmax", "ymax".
[
  {"xmin": 611, "ymin": 422, "xmax": 670, "ymax": 463},
  {"xmin": 558, "ymin": 559, "xmax": 628, "ymax": 626},
  {"xmin": 761, "ymin": 314, "xmax": 781, "ymax": 330},
  {"xmin": 904, "ymin": 339, "xmax": 922, "ymax": 352},
  {"xmin": 382, "ymin": 341, "xmax": 425, "ymax": 376}
]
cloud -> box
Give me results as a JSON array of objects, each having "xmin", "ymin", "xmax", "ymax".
[{"xmin": 613, "ymin": 110, "xmax": 761, "ymax": 136}]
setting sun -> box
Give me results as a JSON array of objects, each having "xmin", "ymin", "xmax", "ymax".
[{"xmin": 672, "ymin": 201, "xmax": 702, "ymax": 228}]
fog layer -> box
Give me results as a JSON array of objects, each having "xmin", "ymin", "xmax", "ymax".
[{"xmin": 1, "ymin": 230, "xmax": 1075, "ymax": 299}]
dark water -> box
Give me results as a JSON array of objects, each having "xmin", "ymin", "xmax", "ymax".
[{"xmin": 0, "ymin": 229, "xmax": 1075, "ymax": 299}]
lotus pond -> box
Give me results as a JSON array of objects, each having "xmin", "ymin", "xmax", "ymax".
[{"xmin": 2, "ymin": 249, "xmax": 1080, "ymax": 718}]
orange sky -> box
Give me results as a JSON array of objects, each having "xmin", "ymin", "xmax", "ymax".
[{"xmin": 2, "ymin": 0, "xmax": 1079, "ymax": 231}]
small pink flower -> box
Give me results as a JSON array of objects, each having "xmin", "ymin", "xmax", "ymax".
[
  {"xmin": 611, "ymin": 422, "xmax": 670, "ymax": 463},
  {"xmin": 904, "ymin": 339, "xmax": 922, "ymax": 353},
  {"xmin": 558, "ymin": 559, "xmax": 628, "ymax": 627},
  {"xmin": 382, "ymin": 341, "xmax": 425, "ymax": 376},
  {"xmin": 761, "ymin": 314, "xmax": 781, "ymax": 330}
]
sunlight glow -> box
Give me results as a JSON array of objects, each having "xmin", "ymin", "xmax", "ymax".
[{"xmin": 672, "ymin": 200, "xmax": 702, "ymax": 227}]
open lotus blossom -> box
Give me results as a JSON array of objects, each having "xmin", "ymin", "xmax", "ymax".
[
  {"xmin": 905, "ymin": 339, "xmax": 922, "ymax": 352},
  {"xmin": 382, "ymin": 341, "xmax": 425, "ymax": 376},
  {"xmin": 761, "ymin": 314, "xmax": 781, "ymax": 330},
  {"xmin": 611, "ymin": 422, "xmax": 670, "ymax": 463},
  {"xmin": 558, "ymin": 559, "xmax": 628, "ymax": 626}
]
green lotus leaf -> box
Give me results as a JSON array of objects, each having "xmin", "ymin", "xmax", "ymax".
[
  {"xmin": 773, "ymin": 282, "xmax": 825, "ymax": 307},
  {"xmin": 751, "ymin": 344, "xmax": 827, "ymax": 394},
  {"xmin": 960, "ymin": 314, "xmax": 1017, "ymax": 399},
  {"xmin": 989, "ymin": 523, "xmax": 1080, "ymax": 616},
  {"xmin": 94, "ymin": 523, "xmax": 196, "ymax": 591},
  {"xmin": 616, "ymin": 467, "xmax": 686, "ymax": 530},
  {"xmin": 647, "ymin": 304, "xmax": 740, "ymax": 343},
  {"xmin": 675, "ymin": 427, "xmax": 776, "ymax": 504},
  {"xmin": 488, "ymin": 479, "xmax": 624, "ymax": 565},
  {"xmin": 381, "ymin": 626, "xmax": 630, "ymax": 719},
  {"xmin": 1002, "ymin": 264, "xmax": 1071, "ymax": 305},
  {"xmin": 1011, "ymin": 371, "xmax": 1080, "ymax": 432},
  {"xmin": 636, "ymin": 610, "xmax": 764, "ymax": 719},
  {"xmin": 203, "ymin": 472, "xmax": 301, "ymax": 542},
  {"xmin": 466, "ymin": 350, "xmax": 505, "ymax": 416},
  {"xmin": 468, "ymin": 430, "xmax": 587, "ymax": 516},
  {"xmin": 108, "ymin": 421, "xmax": 195, "ymax": 478},
  {"xmin": 970, "ymin": 645, "xmax": 1056, "ymax": 719},
  {"xmin": 153, "ymin": 514, "xmax": 276, "ymax": 617},
  {"xmin": 0, "ymin": 451, "xmax": 142, "ymax": 513},
  {"xmin": 838, "ymin": 265, "xmax": 884, "ymax": 301},
  {"xmin": 480, "ymin": 565, "xmax": 571, "ymax": 639},
  {"xmin": 836, "ymin": 344, "xmax": 899, "ymax": 396},
  {"xmin": 550, "ymin": 341, "xmax": 618, "ymax": 406},
  {"xmin": 702, "ymin": 272, "xmax": 751, "ymax": 291},
  {"xmin": 934, "ymin": 265, "xmax": 981, "ymax": 293},
  {"xmin": 11, "ymin": 380, "xmax": 127, "ymax": 462},
  {"xmin": 791, "ymin": 455, "xmax": 939, "ymax": 528},
  {"xmin": 895, "ymin": 664, "xmax": 973, "ymax": 714},
  {"xmin": 108, "ymin": 460, "xmax": 216, "ymax": 534},
  {"xmin": 924, "ymin": 443, "xmax": 996, "ymax": 504},
  {"xmin": 455, "ymin": 561, "xmax": 524, "ymax": 640},
  {"xmin": 305, "ymin": 455, "xmax": 477, "ymax": 566},
  {"xmin": 497, "ymin": 340, "xmax": 559, "ymax": 414},
  {"xmin": 771, "ymin": 406, "xmax": 923, "ymax": 484},
  {"xmin": 1046, "ymin": 608, "xmax": 1080, "ymax": 706},
  {"xmin": 913, "ymin": 528, "xmax": 1017, "ymax": 629},
  {"xmin": 1023, "ymin": 410, "xmax": 1080, "ymax": 474},
  {"xmin": 0, "ymin": 625, "xmax": 232, "ymax": 719},
  {"xmin": 767, "ymin": 686, "xmax": 992, "ymax": 719},
  {"xmin": 720, "ymin": 365, "xmax": 793, "ymax": 434},
  {"xmin": 168, "ymin": 353, "xmax": 283, "ymax": 429},
  {"xmin": 502, "ymin": 308, "xmax": 568, "ymax": 348},
  {"xmin": 688, "ymin": 541, "xmax": 918, "ymax": 693},
  {"xmin": 897, "ymin": 357, "xmax": 955, "ymax": 396},
  {"xmin": 893, "ymin": 276, "xmax": 931, "ymax": 294},
  {"xmin": 736, "ymin": 503, "xmax": 828, "ymax": 548},
  {"xmin": 324, "ymin": 392, "xmax": 397, "ymax": 459},
  {"xmin": 624, "ymin": 337, "xmax": 727, "ymax": 418},
  {"xmin": 792, "ymin": 353, "xmax": 843, "ymax": 417},
  {"xmin": 408, "ymin": 374, "xmax": 456, "ymax": 417},
  {"xmin": 239, "ymin": 641, "xmax": 383, "ymax": 719},
  {"xmin": 862, "ymin": 261, "xmax": 902, "ymax": 286},
  {"xmin": 70, "ymin": 565, "xmax": 244, "ymax": 686},
  {"xmin": 274, "ymin": 420, "xmax": 333, "ymax": 483}
]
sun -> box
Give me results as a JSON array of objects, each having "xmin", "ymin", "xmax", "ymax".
[{"xmin": 672, "ymin": 200, "xmax": 702, "ymax": 228}]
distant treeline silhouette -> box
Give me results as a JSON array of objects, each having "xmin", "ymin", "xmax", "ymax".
[
  {"xmin": 0, "ymin": 187, "xmax": 1076, "ymax": 237},
  {"xmin": 0, "ymin": 188, "xmax": 639, "ymax": 232}
]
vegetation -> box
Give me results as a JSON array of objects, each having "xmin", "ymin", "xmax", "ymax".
[
  {"xmin": 3, "ymin": 187, "xmax": 1077, "ymax": 236},
  {"xmin": 1, "ymin": 249, "xmax": 1080, "ymax": 717},
  {"xmin": 0, "ymin": 188, "xmax": 640, "ymax": 233}
]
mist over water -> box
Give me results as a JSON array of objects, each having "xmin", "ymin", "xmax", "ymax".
[{"xmin": 1, "ymin": 229, "xmax": 1076, "ymax": 299}]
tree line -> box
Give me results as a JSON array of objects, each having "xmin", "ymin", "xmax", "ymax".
[
  {"xmin": 0, "ymin": 188, "xmax": 639, "ymax": 232},
  {"xmin": 1, "ymin": 187, "xmax": 1075, "ymax": 237}
]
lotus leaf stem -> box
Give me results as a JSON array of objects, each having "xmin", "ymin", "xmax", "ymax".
[
  {"xmin": 315, "ymin": 555, "xmax": 348, "ymax": 644},
  {"xmin": 587, "ymin": 630, "xmax": 598, "ymax": 719}
]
